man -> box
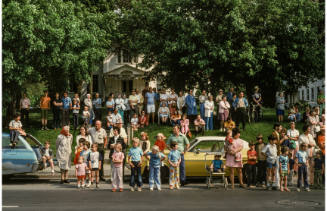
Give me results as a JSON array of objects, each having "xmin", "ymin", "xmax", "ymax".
[
  {"xmin": 232, "ymin": 92, "xmax": 249, "ymax": 131},
  {"xmin": 129, "ymin": 89, "xmax": 139, "ymax": 117},
  {"xmin": 227, "ymin": 87, "xmax": 234, "ymax": 105},
  {"xmin": 40, "ymin": 90, "xmax": 51, "ymax": 130},
  {"xmin": 185, "ymin": 89, "xmax": 197, "ymax": 123},
  {"xmin": 136, "ymin": 89, "xmax": 144, "ymax": 116},
  {"xmin": 62, "ymin": 92, "xmax": 72, "ymax": 127},
  {"xmin": 109, "ymin": 122, "xmax": 128, "ymax": 143},
  {"xmin": 52, "ymin": 92, "xmax": 63, "ymax": 129},
  {"xmin": 167, "ymin": 125, "xmax": 190, "ymax": 186},
  {"xmin": 88, "ymin": 120, "xmax": 108, "ymax": 181},
  {"xmin": 145, "ymin": 87, "xmax": 156, "ymax": 125},
  {"xmin": 168, "ymin": 89, "xmax": 178, "ymax": 113},
  {"xmin": 252, "ymin": 86, "xmax": 262, "ymax": 122},
  {"xmin": 198, "ymin": 90, "xmax": 207, "ymax": 120},
  {"xmin": 20, "ymin": 93, "xmax": 31, "ymax": 126},
  {"xmin": 93, "ymin": 93, "xmax": 102, "ymax": 121},
  {"xmin": 215, "ymin": 89, "xmax": 224, "ymax": 127},
  {"xmin": 194, "ymin": 114, "xmax": 205, "ymax": 136}
]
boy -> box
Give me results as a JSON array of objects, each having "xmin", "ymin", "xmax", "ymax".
[
  {"xmin": 87, "ymin": 143, "xmax": 103, "ymax": 188},
  {"xmin": 255, "ymin": 134, "xmax": 266, "ymax": 187},
  {"xmin": 146, "ymin": 145, "xmax": 166, "ymax": 191},
  {"xmin": 9, "ymin": 113, "xmax": 26, "ymax": 148},
  {"xmin": 314, "ymin": 151, "xmax": 324, "ymax": 189},
  {"xmin": 210, "ymin": 154, "xmax": 224, "ymax": 173},
  {"xmin": 80, "ymin": 141, "xmax": 91, "ymax": 187},
  {"xmin": 40, "ymin": 141, "xmax": 55, "ymax": 175},
  {"xmin": 82, "ymin": 106, "xmax": 90, "ymax": 127},
  {"xmin": 168, "ymin": 141, "xmax": 181, "ymax": 190},
  {"xmin": 295, "ymin": 143, "xmax": 310, "ymax": 192},
  {"xmin": 128, "ymin": 138, "xmax": 143, "ymax": 192},
  {"xmin": 261, "ymin": 135, "xmax": 277, "ymax": 190},
  {"xmin": 247, "ymin": 142, "xmax": 257, "ymax": 188},
  {"xmin": 279, "ymin": 146, "xmax": 290, "ymax": 192}
]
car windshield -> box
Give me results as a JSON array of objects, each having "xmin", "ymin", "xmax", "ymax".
[
  {"xmin": 2, "ymin": 135, "xmax": 27, "ymax": 149},
  {"xmin": 24, "ymin": 136, "xmax": 41, "ymax": 148},
  {"xmin": 191, "ymin": 140, "xmax": 225, "ymax": 153}
]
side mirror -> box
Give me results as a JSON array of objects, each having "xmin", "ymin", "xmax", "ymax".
[{"xmin": 195, "ymin": 148, "xmax": 200, "ymax": 154}]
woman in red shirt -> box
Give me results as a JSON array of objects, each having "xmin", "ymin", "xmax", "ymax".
[{"xmin": 154, "ymin": 133, "xmax": 166, "ymax": 152}]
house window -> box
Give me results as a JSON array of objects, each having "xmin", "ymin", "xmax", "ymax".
[
  {"xmin": 123, "ymin": 50, "xmax": 132, "ymax": 63},
  {"xmin": 311, "ymin": 88, "xmax": 315, "ymax": 101},
  {"xmin": 302, "ymin": 90, "xmax": 305, "ymax": 101},
  {"xmin": 307, "ymin": 89, "xmax": 310, "ymax": 101},
  {"xmin": 92, "ymin": 75, "xmax": 99, "ymax": 93},
  {"xmin": 298, "ymin": 91, "xmax": 301, "ymax": 100}
]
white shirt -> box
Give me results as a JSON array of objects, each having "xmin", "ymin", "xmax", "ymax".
[
  {"xmin": 84, "ymin": 99, "xmax": 92, "ymax": 109},
  {"xmin": 160, "ymin": 94, "xmax": 168, "ymax": 102},
  {"xmin": 88, "ymin": 128, "xmax": 107, "ymax": 144},
  {"xmin": 131, "ymin": 118, "xmax": 139, "ymax": 125},
  {"xmin": 112, "ymin": 113, "xmax": 122, "ymax": 124},
  {"xmin": 199, "ymin": 95, "xmax": 207, "ymax": 104},
  {"xmin": 109, "ymin": 127, "xmax": 127, "ymax": 139},
  {"xmin": 219, "ymin": 101, "xmax": 230, "ymax": 113},
  {"xmin": 177, "ymin": 96, "xmax": 185, "ymax": 110},
  {"xmin": 204, "ymin": 100, "xmax": 214, "ymax": 117},
  {"xmin": 115, "ymin": 98, "xmax": 125, "ymax": 110},
  {"xmin": 83, "ymin": 111, "xmax": 90, "ymax": 118},
  {"xmin": 76, "ymin": 134, "xmax": 92, "ymax": 146},
  {"xmin": 299, "ymin": 133, "xmax": 316, "ymax": 157},
  {"xmin": 20, "ymin": 98, "xmax": 31, "ymax": 109},
  {"xmin": 106, "ymin": 99, "xmax": 115, "ymax": 108},
  {"xmin": 168, "ymin": 93, "xmax": 178, "ymax": 104},
  {"xmin": 262, "ymin": 143, "xmax": 277, "ymax": 163},
  {"xmin": 89, "ymin": 151, "xmax": 100, "ymax": 168},
  {"xmin": 9, "ymin": 120, "xmax": 22, "ymax": 129}
]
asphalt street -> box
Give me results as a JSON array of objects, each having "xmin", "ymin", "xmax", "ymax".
[{"xmin": 2, "ymin": 177, "xmax": 325, "ymax": 211}]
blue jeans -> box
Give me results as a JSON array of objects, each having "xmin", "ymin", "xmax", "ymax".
[
  {"xmin": 171, "ymin": 119, "xmax": 180, "ymax": 127},
  {"xmin": 298, "ymin": 164, "xmax": 309, "ymax": 188},
  {"xmin": 180, "ymin": 154, "xmax": 186, "ymax": 184},
  {"xmin": 205, "ymin": 114, "xmax": 213, "ymax": 130},
  {"xmin": 200, "ymin": 103, "xmax": 205, "ymax": 120},
  {"xmin": 130, "ymin": 161, "xmax": 142, "ymax": 187},
  {"xmin": 149, "ymin": 165, "xmax": 161, "ymax": 188}
]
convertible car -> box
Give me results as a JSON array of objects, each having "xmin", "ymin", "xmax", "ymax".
[{"xmin": 2, "ymin": 133, "xmax": 49, "ymax": 175}]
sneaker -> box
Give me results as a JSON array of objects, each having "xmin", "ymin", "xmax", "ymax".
[
  {"xmin": 176, "ymin": 185, "xmax": 180, "ymax": 190},
  {"xmin": 86, "ymin": 181, "xmax": 91, "ymax": 188},
  {"xmin": 150, "ymin": 188, "xmax": 154, "ymax": 191},
  {"xmin": 82, "ymin": 184, "xmax": 85, "ymax": 189},
  {"xmin": 130, "ymin": 187, "xmax": 135, "ymax": 192},
  {"xmin": 41, "ymin": 127, "xmax": 45, "ymax": 130},
  {"xmin": 45, "ymin": 127, "xmax": 49, "ymax": 130},
  {"xmin": 297, "ymin": 188, "xmax": 301, "ymax": 192},
  {"xmin": 137, "ymin": 187, "xmax": 142, "ymax": 192},
  {"xmin": 305, "ymin": 188, "xmax": 311, "ymax": 192},
  {"xmin": 96, "ymin": 184, "xmax": 99, "ymax": 189},
  {"xmin": 157, "ymin": 187, "xmax": 162, "ymax": 191},
  {"xmin": 112, "ymin": 189, "xmax": 116, "ymax": 192},
  {"xmin": 77, "ymin": 184, "xmax": 81, "ymax": 188},
  {"xmin": 249, "ymin": 185, "xmax": 256, "ymax": 189},
  {"xmin": 119, "ymin": 188, "xmax": 123, "ymax": 192},
  {"xmin": 51, "ymin": 169, "xmax": 54, "ymax": 174}
]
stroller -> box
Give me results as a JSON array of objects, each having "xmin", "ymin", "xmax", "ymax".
[{"xmin": 205, "ymin": 152, "xmax": 228, "ymax": 189}]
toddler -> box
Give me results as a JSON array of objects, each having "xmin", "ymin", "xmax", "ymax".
[
  {"xmin": 75, "ymin": 156, "xmax": 88, "ymax": 188},
  {"xmin": 247, "ymin": 143, "xmax": 257, "ymax": 188},
  {"xmin": 262, "ymin": 135, "xmax": 278, "ymax": 190},
  {"xmin": 279, "ymin": 146, "xmax": 290, "ymax": 192},
  {"xmin": 139, "ymin": 110, "xmax": 148, "ymax": 128},
  {"xmin": 296, "ymin": 143, "xmax": 310, "ymax": 192},
  {"xmin": 111, "ymin": 143, "xmax": 125, "ymax": 192},
  {"xmin": 146, "ymin": 145, "xmax": 166, "ymax": 191},
  {"xmin": 131, "ymin": 113, "xmax": 139, "ymax": 131},
  {"xmin": 128, "ymin": 138, "xmax": 143, "ymax": 192},
  {"xmin": 80, "ymin": 141, "xmax": 91, "ymax": 187},
  {"xmin": 72, "ymin": 99, "xmax": 80, "ymax": 130},
  {"xmin": 40, "ymin": 141, "xmax": 55, "ymax": 174},
  {"xmin": 9, "ymin": 113, "xmax": 26, "ymax": 147},
  {"xmin": 82, "ymin": 106, "xmax": 90, "ymax": 126},
  {"xmin": 314, "ymin": 151, "xmax": 324, "ymax": 189},
  {"xmin": 210, "ymin": 154, "xmax": 224, "ymax": 173},
  {"xmin": 106, "ymin": 110, "xmax": 114, "ymax": 130},
  {"xmin": 168, "ymin": 141, "xmax": 181, "ymax": 190},
  {"xmin": 180, "ymin": 114, "xmax": 189, "ymax": 135},
  {"xmin": 87, "ymin": 143, "xmax": 103, "ymax": 188}
]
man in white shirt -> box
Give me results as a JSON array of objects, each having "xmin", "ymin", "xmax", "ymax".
[
  {"xmin": 112, "ymin": 108, "xmax": 123, "ymax": 126},
  {"xmin": 20, "ymin": 93, "xmax": 31, "ymax": 126},
  {"xmin": 129, "ymin": 89, "xmax": 139, "ymax": 118}
]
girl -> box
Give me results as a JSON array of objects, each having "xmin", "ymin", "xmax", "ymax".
[
  {"xmin": 146, "ymin": 145, "xmax": 166, "ymax": 191},
  {"xmin": 180, "ymin": 114, "xmax": 189, "ymax": 135},
  {"xmin": 87, "ymin": 143, "xmax": 103, "ymax": 188},
  {"xmin": 74, "ymin": 139, "xmax": 85, "ymax": 165},
  {"xmin": 111, "ymin": 143, "xmax": 125, "ymax": 192},
  {"xmin": 82, "ymin": 106, "xmax": 90, "ymax": 127},
  {"xmin": 279, "ymin": 146, "xmax": 290, "ymax": 192},
  {"xmin": 75, "ymin": 156, "xmax": 88, "ymax": 188},
  {"xmin": 106, "ymin": 110, "xmax": 114, "ymax": 130},
  {"xmin": 154, "ymin": 133, "xmax": 167, "ymax": 152},
  {"xmin": 139, "ymin": 110, "xmax": 148, "ymax": 128},
  {"xmin": 80, "ymin": 141, "xmax": 91, "ymax": 188},
  {"xmin": 168, "ymin": 141, "xmax": 181, "ymax": 190},
  {"xmin": 131, "ymin": 113, "xmax": 139, "ymax": 131},
  {"xmin": 140, "ymin": 132, "xmax": 151, "ymax": 154}
]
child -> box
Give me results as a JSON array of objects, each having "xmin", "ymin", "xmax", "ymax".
[
  {"xmin": 146, "ymin": 145, "xmax": 166, "ymax": 191},
  {"xmin": 131, "ymin": 113, "xmax": 139, "ymax": 131},
  {"xmin": 82, "ymin": 106, "xmax": 90, "ymax": 126},
  {"xmin": 74, "ymin": 139, "xmax": 85, "ymax": 165},
  {"xmin": 262, "ymin": 135, "xmax": 278, "ymax": 190},
  {"xmin": 295, "ymin": 143, "xmax": 310, "ymax": 192},
  {"xmin": 128, "ymin": 138, "xmax": 143, "ymax": 192},
  {"xmin": 247, "ymin": 143, "xmax": 257, "ymax": 188},
  {"xmin": 87, "ymin": 143, "xmax": 103, "ymax": 188},
  {"xmin": 75, "ymin": 156, "xmax": 88, "ymax": 188},
  {"xmin": 180, "ymin": 114, "xmax": 189, "ymax": 135},
  {"xmin": 314, "ymin": 151, "xmax": 324, "ymax": 189},
  {"xmin": 139, "ymin": 110, "xmax": 148, "ymax": 128},
  {"xmin": 106, "ymin": 110, "xmax": 114, "ymax": 130},
  {"xmin": 111, "ymin": 143, "xmax": 125, "ymax": 192},
  {"xmin": 154, "ymin": 133, "xmax": 167, "ymax": 152},
  {"xmin": 279, "ymin": 146, "xmax": 290, "ymax": 192},
  {"xmin": 168, "ymin": 141, "xmax": 181, "ymax": 190},
  {"xmin": 210, "ymin": 154, "xmax": 224, "ymax": 173},
  {"xmin": 9, "ymin": 113, "xmax": 26, "ymax": 147},
  {"xmin": 287, "ymin": 152, "xmax": 295, "ymax": 187},
  {"xmin": 255, "ymin": 134, "xmax": 266, "ymax": 187},
  {"xmin": 80, "ymin": 141, "xmax": 91, "ymax": 188},
  {"xmin": 224, "ymin": 117, "xmax": 236, "ymax": 131},
  {"xmin": 72, "ymin": 99, "xmax": 80, "ymax": 130},
  {"xmin": 40, "ymin": 141, "xmax": 55, "ymax": 175}
]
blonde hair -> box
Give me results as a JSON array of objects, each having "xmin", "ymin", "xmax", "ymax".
[
  {"xmin": 115, "ymin": 143, "xmax": 122, "ymax": 151},
  {"xmin": 152, "ymin": 145, "xmax": 159, "ymax": 152},
  {"xmin": 132, "ymin": 137, "xmax": 140, "ymax": 144}
]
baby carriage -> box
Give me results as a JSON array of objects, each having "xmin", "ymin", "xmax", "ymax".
[{"xmin": 205, "ymin": 152, "xmax": 228, "ymax": 189}]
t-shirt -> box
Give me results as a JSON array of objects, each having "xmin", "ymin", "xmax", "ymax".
[
  {"xmin": 255, "ymin": 143, "xmax": 266, "ymax": 161},
  {"xmin": 145, "ymin": 92, "xmax": 156, "ymax": 105},
  {"xmin": 93, "ymin": 98, "xmax": 102, "ymax": 109},
  {"xmin": 20, "ymin": 98, "xmax": 30, "ymax": 109},
  {"xmin": 279, "ymin": 155, "xmax": 289, "ymax": 171},
  {"xmin": 62, "ymin": 97, "xmax": 72, "ymax": 109},
  {"xmin": 80, "ymin": 149, "xmax": 91, "ymax": 164},
  {"xmin": 112, "ymin": 113, "xmax": 122, "ymax": 124},
  {"xmin": 9, "ymin": 120, "xmax": 22, "ymax": 129},
  {"xmin": 40, "ymin": 96, "xmax": 51, "ymax": 109},
  {"xmin": 262, "ymin": 144, "xmax": 277, "ymax": 164},
  {"xmin": 296, "ymin": 150, "xmax": 308, "ymax": 164},
  {"xmin": 129, "ymin": 95, "xmax": 138, "ymax": 106},
  {"xmin": 106, "ymin": 99, "xmax": 115, "ymax": 109},
  {"xmin": 166, "ymin": 133, "xmax": 190, "ymax": 153},
  {"xmin": 112, "ymin": 151, "xmax": 125, "ymax": 168},
  {"xmin": 131, "ymin": 118, "xmax": 138, "ymax": 125},
  {"xmin": 87, "ymin": 151, "xmax": 103, "ymax": 169},
  {"xmin": 314, "ymin": 158, "xmax": 324, "ymax": 170},
  {"xmin": 168, "ymin": 93, "xmax": 178, "ymax": 104},
  {"xmin": 75, "ymin": 163, "xmax": 87, "ymax": 176},
  {"xmin": 72, "ymin": 104, "xmax": 80, "ymax": 114},
  {"xmin": 213, "ymin": 160, "xmax": 223, "ymax": 169},
  {"xmin": 128, "ymin": 147, "xmax": 143, "ymax": 162},
  {"xmin": 88, "ymin": 128, "xmax": 107, "ymax": 144},
  {"xmin": 147, "ymin": 152, "xmax": 165, "ymax": 167},
  {"xmin": 168, "ymin": 150, "xmax": 181, "ymax": 163},
  {"xmin": 53, "ymin": 98, "xmax": 62, "ymax": 111},
  {"xmin": 247, "ymin": 150, "xmax": 257, "ymax": 165},
  {"xmin": 276, "ymin": 96, "xmax": 285, "ymax": 110}
]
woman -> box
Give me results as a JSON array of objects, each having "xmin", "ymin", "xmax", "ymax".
[
  {"xmin": 219, "ymin": 96, "xmax": 230, "ymax": 131},
  {"xmin": 75, "ymin": 126, "xmax": 92, "ymax": 148},
  {"xmin": 307, "ymin": 110, "xmax": 319, "ymax": 138},
  {"xmin": 123, "ymin": 93, "xmax": 130, "ymax": 124},
  {"xmin": 225, "ymin": 128, "xmax": 246, "ymax": 189},
  {"xmin": 56, "ymin": 126, "xmax": 73, "ymax": 184},
  {"xmin": 276, "ymin": 92, "xmax": 285, "ymax": 122},
  {"xmin": 204, "ymin": 95, "xmax": 215, "ymax": 130},
  {"xmin": 52, "ymin": 92, "xmax": 63, "ymax": 130},
  {"xmin": 84, "ymin": 94, "xmax": 94, "ymax": 125},
  {"xmin": 199, "ymin": 90, "xmax": 207, "ymax": 120},
  {"xmin": 115, "ymin": 93, "xmax": 125, "ymax": 122},
  {"xmin": 177, "ymin": 91, "xmax": 186, "ymax": 115},
  {"xmin": 158, "ymin": 102, "xmax": 170, "ymax": 124},
  {"xmin": 106, "ymin": 95, "xmax": 115, "ymax": 113},
  {"xmin": 170, "ymin": 110, "xmax": 181, "ymax": 126}
]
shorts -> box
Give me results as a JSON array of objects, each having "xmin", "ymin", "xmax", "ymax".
[
  {"xmin": 77, "ymin": 175, "xmax": 85, "ymax": 180},
  {"xmin": 276, "ymin": 109, "xmax": 284, "ymax": 116},
  {"xmin": 91, "ymin": 168, "xmax": 99, "ymax": 171},
  {"xmin": 267, "ymin": 162, "xmax": 277, "ymax": 168},
  {"xmin": 41, "ymin": 109, "xmax": 48, "ymax": 119},
  {"xmin": 147, "ymin": 104, "xmax": 155, "ymax": 113},
  {"xmin": 160, "ymin": 114, "xmax": 168, "ymax": 118},
  {"xmin": 281, "ymin": 170, "xmax": 288, "ymax": 177},
  {"xmin": 213, "ymin": 168, "xmax": 224, "ymax": 173},
  {"xmin": 219, "ymin": 111, "xmax": 229, "ymax": 121}
]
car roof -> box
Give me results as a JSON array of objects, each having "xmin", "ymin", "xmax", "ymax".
[
  {"xmin": 3, "ymin": 133, "xmax": 10, "ymax": 137},
  {"xmin": 194, "ymin": 136, "xmax": 225, "ymax": 141}
]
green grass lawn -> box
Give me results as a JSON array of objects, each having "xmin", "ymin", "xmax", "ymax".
[{"xmin": 3, "ymin": 107, "xmax": 304, "ymax": 154}]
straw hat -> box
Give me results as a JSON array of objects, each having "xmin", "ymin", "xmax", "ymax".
[{"xmin": 157, "ymin": 133, "xmax": 166, "ymax": 139}]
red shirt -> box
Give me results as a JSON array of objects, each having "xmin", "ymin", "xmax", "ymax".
[
  {"xmin": 154, "ymin": 140, "xmax": 166, "ymax": 152},
  {"xmin": 247, "ymin": 150, "xmax": 257, "ymax": 165}
]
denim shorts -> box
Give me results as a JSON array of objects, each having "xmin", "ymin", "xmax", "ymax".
[{"xmin": 267, "ymin": 162, "xmax": 277, "ymax": 168}]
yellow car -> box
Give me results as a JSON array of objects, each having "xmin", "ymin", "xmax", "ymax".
[{"xmin": 142, "ymin": 136, "xmax": 249, "ymax": 181}]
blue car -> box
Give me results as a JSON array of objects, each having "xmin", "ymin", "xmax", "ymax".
[{"xmin": 2, "ymin": 133, "xmax": 46, "ymax": 175}]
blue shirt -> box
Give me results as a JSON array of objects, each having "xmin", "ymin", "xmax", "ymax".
[
  {"xmin": 146, "ymin": 92, "xmax": 156, "ymax": 105},
  {"xmin": 128, "ymin": 147, "xmax": 143, "ymax": 162},
  {"xmin": 62, "ymin": 97, "xmax": 72, "ymax": 109},
  {"xmin": 147, "ymin": 152, "xmax": 165, "ymax": 167},
  {"xmin": 168, "ymin": 150, "xmax": 181, "ymax": 163},
  {"xmin": 213, "ymin": 160, "xmax": 223, "ymax": 169},
  {"xmin": 279, "ymin": 155, "xmax": 289, "ymax": 171},
  {"xmin": 185, "ymin": 94, "xmax": 197, "ymax": 115},
  {"xmin": 93, "ymin": 98, "xmax": 102, "ymax": 109},
  {"xmin": 296, "ymin": 150, "xmax": 308, "ymax": 164}
]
